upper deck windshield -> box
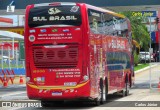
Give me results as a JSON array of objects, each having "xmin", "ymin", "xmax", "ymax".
[{"xmin": 28, "ymin": 5, "xmax": 82, "ymax": 28}]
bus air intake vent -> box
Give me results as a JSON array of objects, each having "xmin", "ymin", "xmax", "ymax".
[
  {"xmin": 58, "ymin": 51, "xmax": 66, "ymax": 58},
  {"xmin": 34, "ymin": 50, "xmax": 43, "ymax": 59},
  {"xmin": 32, "ymin": 44, "xmax": 79, "ymax": 68},
  {"xmin": 69, "ymin": 50, "xmax": 77, "ymax": 58},
  {"xmin": 46, "ymin": 51, "xmax": 55, "ymax": 59}
]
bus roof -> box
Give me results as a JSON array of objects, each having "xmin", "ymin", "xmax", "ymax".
[
  {"xmin": 86, "ymin": 4, "xmax": 126, "ymax": 18},
  {"xmin": 33, "ymin": 2, "xmax": 77, "ymax": 7},
  {"xmin": 30, "ymin": 2, "xmax": 125, "ymax": 18}
]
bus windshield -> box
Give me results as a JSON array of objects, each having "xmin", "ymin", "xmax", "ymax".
[{"xmin": 28, "ymin": 5, "xmax": 82, "ymax": 28}]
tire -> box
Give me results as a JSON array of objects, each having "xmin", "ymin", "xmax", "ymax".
[
  {"xmin": 129, "ymin": 74, "xmax": 132, "ymax": 88},
  {"xmin": 93, "ymin": 79, "xmax": 103, "ymax": 106},
  {"xmin": 125, "ymin": 82, "xmax": 129, "ymax": 96},
  {"xmin": 100, "ymin": 78, "xmax": 106, "ymax": 104},
  {"xmin": 120, "ymin": 90, "xmax": 125, "ymax": 97},
  {"xmin": 105, "ymin": 78, "xmax": 108, "ymax": 100},
  {"xmin": 120, "ymin": 75, "xmax": 129, "ymax": 97},
  {"xmin": 125, "ymin": 74, "xmax": 129, "ymax": 96},
  {"xmin": 100, "ymin": 79, "xmax": 103, "ymax": 104},
  {"xmin": 93, "ymin": 98, "xmax": 100, "ymax": 106}
]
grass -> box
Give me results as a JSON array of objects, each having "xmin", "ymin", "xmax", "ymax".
[
  {"xmin": 0, "ymin": 64, "xmax": 24, "ymax": 69},
  {"xmin": 134, "ymin": 63, "xmax": 149, "ymax": 71}
]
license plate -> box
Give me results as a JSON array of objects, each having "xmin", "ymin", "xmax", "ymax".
[{"xmin": 52, "ymin": 92, "xmax": 62, "ymax": 96}]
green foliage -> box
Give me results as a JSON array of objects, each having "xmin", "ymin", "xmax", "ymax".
[
  {"xmin": 133, "ymin": 50, "xmax": 139, "ymax": 66},
  {"xmin": 134, "ymin": 63, "xmax": 149, "ymax": 71},
  {"xmin": 0, "ymin": 64, "xmax": 24, "ymax": 69},
  {"xmin": 120, "ymin": 11, "xmax": 151, "ymax": 51}
]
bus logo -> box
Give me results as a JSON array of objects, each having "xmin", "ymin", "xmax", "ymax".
[
  {"xmin": 52, "ymin": 29, "xmax": 58, "ymax": 32},
  {"xmin": 48, "ymin": 8, "xmax": 61, "ymax": 15},
  {"xmin": 70, "ymin": 6, "xmax": 79, "ymax": 12}
]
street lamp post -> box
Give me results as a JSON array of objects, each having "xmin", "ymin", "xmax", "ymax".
[
  {"xmin": 1, "ymin": 46, "xmax": 3, "ymax": 69},
  {"xmin": 149, "ymin": 15, "xmax": 152, "ymax": 89}
]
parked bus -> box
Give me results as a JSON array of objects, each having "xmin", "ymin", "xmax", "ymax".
[{"xmin": 24, "ymin": 2, "xmax": 134, "ymax": 106}]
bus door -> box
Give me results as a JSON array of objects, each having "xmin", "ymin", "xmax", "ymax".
[
  {"xmin": 89, "ymin": 34, "xmax": 103, "ymax": 97},
  {"xmin": 88, "ymin": 9, "xmax": 103, "ymax": 96},
  {"xmin": 94, "ymin": 35, "xmax": 103, "ymax": 95}
]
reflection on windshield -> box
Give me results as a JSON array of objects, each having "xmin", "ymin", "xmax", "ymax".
[{"xmin": 28, "ymin": 6, "xmax": 82, "ymax": 28}]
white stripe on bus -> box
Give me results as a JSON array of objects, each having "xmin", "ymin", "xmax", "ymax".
[{"xmin": 34, "ymin": 2, "xmax": 76, "ymax": 7}]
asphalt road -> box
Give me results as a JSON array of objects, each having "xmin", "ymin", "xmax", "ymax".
[{"xmin": 0, "ymin": 63, "xmax": 160, "ymax": 110}]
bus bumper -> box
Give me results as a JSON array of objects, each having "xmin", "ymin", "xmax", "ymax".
[{"xmin": 26, "ymin": 81, "xmax": 90, "ymax": 100}]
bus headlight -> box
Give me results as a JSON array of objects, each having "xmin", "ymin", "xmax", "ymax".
[{"xmin": 29, "ymin": 35, "xmax": 35, "ymax": 42}]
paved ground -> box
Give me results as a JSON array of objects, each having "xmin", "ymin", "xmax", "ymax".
[{"xmin": 0, "ymin": 63, "xmax": 160, "ymax": 110}]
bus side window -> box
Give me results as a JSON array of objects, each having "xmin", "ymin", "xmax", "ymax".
[
  {"xmin": 92, "ymin": 18, "xmax": 98, "ymax": 33},
  {"xmin": 88, "ymin": 9, "xmax": 102, "ymax": 34},
  {"xmin": 103, "ymin": 13, "xmax": 114, "ymax": 36}
]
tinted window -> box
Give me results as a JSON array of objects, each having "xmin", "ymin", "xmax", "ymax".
[
  {"xmin": 103, "ymin": 13, "xmax": 114, "ymax": 35},
  {"xmin": 103, "ymin": 13, "xmax": 128, "ymax": 36},
  {"xmin": 88, "ymin": 9, "xmax": 103, "ymax": 34},
  {"xmin": 107, "ymin": 52, "xmax": 130, "ymax": 71},
  {"xmin": 88, "ymin": 9, "xmax": 129, "ymax": 36},
  {"xmin": 28, "ymin": 6, "xmax": 81, "ymax": 28}
]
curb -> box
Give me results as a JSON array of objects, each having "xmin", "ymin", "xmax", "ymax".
[
  {"xmin": 135, "ymin": 64, "xmax": 158, "ymax": 74},
  {"xmin": 0, "ymin": 84, "xmax": 26, "ymax": 89}
]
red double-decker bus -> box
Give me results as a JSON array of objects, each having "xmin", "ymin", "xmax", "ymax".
[{"xmin": 25, "ymin": 2, "xmax": 134, "ymax": 106}]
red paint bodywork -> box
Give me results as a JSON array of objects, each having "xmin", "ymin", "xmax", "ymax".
[{"xmin": 25, "ymin": 3, "xmax": 134, "ymax": 101}]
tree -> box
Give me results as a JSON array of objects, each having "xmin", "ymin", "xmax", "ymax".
[
  {"xmin": 120, "ymin": 11, "xmax": 150, "ymax": 51},
  {"xmin": 120, "ymin": 11, "xmax": 151, "ymax": 64}
]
